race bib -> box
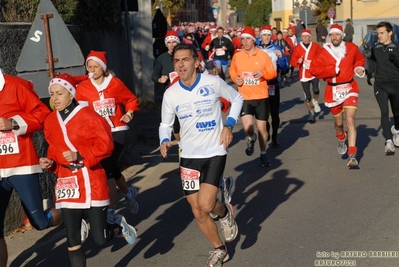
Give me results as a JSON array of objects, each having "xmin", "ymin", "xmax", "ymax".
[
  {"xmin": 55, "ymin": 176, "xmax": 80, "ymax": 201},
  {"xmin": 169, "ymin": 71, "xmax": 179, "ymax": 83},
  {"xmin": 333, "ymin": 83, "xmax": 352, "ymax": 102},
  {"xmin": 215, "ymin": 48, "xmax": 225, "ymax": 56},
  {"xmin": 268, "ymin": 85, "xmax": 275, "ymax": 96},
  {"xmin": 0, "ymin": 131, "xmax": 19, "ymax": 155},
  {"xmin": 180, "ymin": 166, "xmax": 200, "ymax": 191},
  {"xmin": 303, "ymin": 59, "xmax": 312, "ymax": 70},
  {"xmin": 93, "ymin": 98, "xmax": 116, "ymax": 117},
  {"xmin": 242, "ymin": 72, "xmax": 260, "ymax": 85}
]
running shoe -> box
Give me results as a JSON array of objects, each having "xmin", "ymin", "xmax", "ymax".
[
  {"xmin": 308, "ymin": 112, "xmax": 315, "ymax": 122},
  {"xmin": 391, "ymin": 126, "xmax": 399, "ymax": 146},
  {"xmin": 260, "ymin": 154, "xmax": 271, "ymax": 167},
  {"xmin": 219, "ymin": 203, "xmax": 238, "ymax": 242},
  {"xmin": 347, "ymin": 154, "xmax": 358, "ymax": 169},
  {"xmin": 312, "ymin": 99, "xmax": 321, "ymax": 113},
  {"xmin": 206, "ymin": 246, "xmax": 229, "ymax": 267},
  {"xmin": 385, "ymin": 139, "xmax": 395, "ymax": 155},
  {"xmin": 114, "ymin": 214, "xmax": 137, "ymax": 245},
  {"xmin": 81, "ymin": 219, "xmax": 89, "ymax": 243},
  {"xmin": 337, "ymin": 133, "xmax": 347, "ymax": 155},
  {"xmin": 107, "ymin": 209, "xmax": 115, "ymax": 224},
  {"xmin": 220, "ymin": 176, "xmax": 234, "ymax": 204},
  {"xmin": 126, "ymin": 186, "xmax": 139, "ymax": 214},
  {"xmin": 209, "ymin": 213, "xmax": 218, "ymax": 219},
  {"xmin": 245, "ymin": 133, "xmax": 257, "ymax": 156}
]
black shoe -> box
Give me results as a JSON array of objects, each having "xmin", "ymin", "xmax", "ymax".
[
  {"xmin": 245, "ymin": 134, "xmax": 257, "ymax": 156},
  {"xmin": 260, "ymin": 154, "xmax": 271, "ymax": 167}
]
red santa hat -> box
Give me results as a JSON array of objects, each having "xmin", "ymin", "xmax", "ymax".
[
  {"xmin": 210, "ymin": 25, "xmax": 217, "ymax": 32},
  {"xmin": 260, "ymin": 25, "xmax": 272, "ymax": 36},
  {"xmin": 301, "ymin": 29, "xmax": 311, "ymax": 36},
  {"xmin": 48, "ymin": 73, "xmax": 88, "ymax": 97},
  {"xmin": 240, "ymin": 26, "xmax": 256, "ymax": 41},
  {"xmin": 86, "ymin": 50, "xmax": 107, "ymax": 71},
  {"xmin": 164, "ymin": 30, "xmax": 180, "ymax": 45},
  {"xmin": 282, "ymin": 28, "xmax": 288, "ymax": 33},
  {"xmin": 329, "ymin": 24, "xmax": 345, "ymax": 36}
]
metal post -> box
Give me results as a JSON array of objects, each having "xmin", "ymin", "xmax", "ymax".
[{"xmin": 124, "ymin": 0, "xmax": 135, "ymax": 93}]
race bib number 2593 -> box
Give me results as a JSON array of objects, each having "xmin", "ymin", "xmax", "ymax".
[
  {"xmin": 55, "ymin": 176, "xmax": 80, "ymax": 201},
  {"xmin": 180, "ymin": 166, "xmax": 200, "ymax": 191}
]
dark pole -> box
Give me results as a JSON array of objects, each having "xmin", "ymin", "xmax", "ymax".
[
  {"xmin": 41, "ymin": 13, "xmax": 56, "ymax": 79},
  {"xmin": 123, "ymin": 0, "xmax": 135, "ymax": 93}
]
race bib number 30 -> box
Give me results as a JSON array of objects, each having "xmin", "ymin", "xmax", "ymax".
[
  {"xmin": 180, "ymin": 166, "xmax": 200, "ymax": 191},
  {"xmin": 55, "ymin": 176, "xmax": 80, "ymax": 201},
  {"xmin": 333, "ymin": 83, "xmax": 352, "ymax": 102},
  {"xmin": 242, "ymin": 72, "xmax": 260, "ymax": 85},
  {"xmin": 215, "ymin": 48, "xmax": 225, "ymax": 56},
  {"xmin": 0, "ymin": 131, "xmax": 19, "ymax": 155},
  {"xmin": 93, "ymin": 98, "xmax": 116, "ymax": 117}
]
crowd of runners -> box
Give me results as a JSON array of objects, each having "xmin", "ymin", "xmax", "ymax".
[{"xmin": 1, "ymin": 19, "xmax": 398, "ymax": 267}]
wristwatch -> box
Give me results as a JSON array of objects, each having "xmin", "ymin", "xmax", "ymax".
[
  {"xmin": 223, "ymin": 125, "xmax": 233, "ymax": 131},
  {"xmin": 10, "ymin": 118, "xmax": 19, "ymax": 130}
]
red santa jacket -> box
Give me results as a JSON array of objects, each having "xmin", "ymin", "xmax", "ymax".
[
  {"xmin": 231, "ymin": 36, "xmax": 242, "ymax": 54},
  {"xmin": 284, "ymin": 36, "xmax": 295, "ymax": 56},
  {"xmin": 76, "ymin": 75, "xmax": 139, "ymax": 132},
  {"xmin": 290, "ymin": 42, "xmax": 321, "ymax": 82},
  {"xmin": 0, "ymin": 74, "xmax": 50, "ymax": 177},
  {"xmin": 309, "ymin": 42, "xmax": 365, "ymax": 107},
  {"xmin": 201, "ymin": 34, "xmax": 217, "ymax": 57},
  {"xmin": 44, "ymin": 103, "xmax": 113, "ymax": 209}
]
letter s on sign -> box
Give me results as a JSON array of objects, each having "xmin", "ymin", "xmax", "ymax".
[{"xmin": 30, "ymin": 30, "xmax": 43, "ymax": 42}]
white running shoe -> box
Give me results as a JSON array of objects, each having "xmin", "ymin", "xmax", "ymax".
[
  {"xmin": 206, "ymin": 246, "xmax": 229, "ymax": 267},
  {"xmin": 391, "ymin": 126, "xmax": 399, "ymax": 146},
  {"xmin": 219, "ymin": 176, "xmax": 234, "ymax": 204},
  {"xmin": 385, "ymin": 139, "xmax": 395, "ymax": 155},
  {"xmin": 347, "ymin": 154, "xmax": 358, "ymax": 168},
  {"xmin": 312, "ymin": 99, "xmax": 321, "ymax": 113},
  {"xmin": 337, "ymin": 133, "xmax": 348, "ymax": 155},
  {"xmin": 81, "ymin": 219, "xmax": 89, "ymax": 243},
  {"xmin": 219, "ymin": 203, "xmax": 238, "ymax": 242}
]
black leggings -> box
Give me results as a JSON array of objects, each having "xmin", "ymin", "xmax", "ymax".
[
  {"xmin": 267, "ymin": 85, "xmax": 280, "ymax": 140},
  {"xmin": 101, "ymin": 131, "xmax": 126, "ymax": 180},
  {"xmin": 62, "ymin": 207, "xmax": 117, "ymax": 247},
  {"xmin": 374, "ymin": 81, "xmax": 399, "ymax": 140},
  {"xmin": 301, "ymin": 79, "xmax": 320, "ymax": 102}
]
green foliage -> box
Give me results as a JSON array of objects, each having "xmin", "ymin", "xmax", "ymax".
[
  {"xmin": 229, "ymin": 0, "xmax": 249, "ymax": 11},
  {"xmin": 312, "ymin": 0, "xmax": 336, "ymax": 25},
  {"xmin": 3, "ymin": 0, "xmax": 122, "ymax": 32},
  {"xmin": 4, "ymin": 0, "xmax": 40, "ymax": 22},
  {"xmin": 244, "ymin": 0, "xmax": 272, "ymax": 27},
  {"xmin": 152, "ymin": 0, "xmax": 185, "ymax": 19}
]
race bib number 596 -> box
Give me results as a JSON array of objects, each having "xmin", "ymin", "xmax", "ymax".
[
  {"xmin": 180, "ymin": 166, "xmax": 200, "ymax": 191},
  {"xmin": 0, "ymin": 131, "xmax": 19, "ymax": 155}
]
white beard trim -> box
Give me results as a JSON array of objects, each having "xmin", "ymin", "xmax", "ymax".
[{"xmin": 330, "ymin": 41, "xmax": 346, "ymax": 59}]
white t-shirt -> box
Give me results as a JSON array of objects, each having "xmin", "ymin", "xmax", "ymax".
[{"xmin": 159, "ymin": 73, "xmax": 243, "ymax": 158}]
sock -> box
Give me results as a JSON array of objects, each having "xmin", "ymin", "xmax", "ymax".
[
  {"xmin": 336, "ymin": 131, "xmax": 346, "ymax": 141},
  {"xmin": 68, "ymin": 247, "xmax": 86, "ymax": 267},
  {"xmin": 347, "ymin": 146, "xmax": 357, "ymax": 156},
  {"xmin": 260, "ymin": 151, "xmax": 266, "ymax": 155},
  {"xmin": 219, "ymin": 207, "xmax": 228, "ymax": 219},
  {"xmin": 215, "ymin": 244, "xmax": 226, "ymax": 251}
]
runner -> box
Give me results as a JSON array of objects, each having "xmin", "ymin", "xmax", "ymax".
[
  {"xmin": 367, "ymin": 21, "xmax": 399, "ymax": 154},
  {"xmin": 40, "ymin": 73, "xmax": 137, "ymax": 267},
  {"xmin": 258, "ymin": 25, "xmax": 288, "ymax": 148},
  {"xmin": 75, "ymin": 51, "xmax": 140, "ymax": 223},
  {"xmin": 159, "ymin": 43, "xmax": 243, "ymax": 267},
  {"xmin": 0, "ymin": 71, "xmax": 62, "ymax": 267},
  {"xmin": 290, "ymin": 29, "xmax": 322, "ymax": 122},
  {"xmin": 229, "ymin": 26, "xmax": 277, "ymax": 166},
  {"xmin": 209, "ymin": 27, "xmax": 234, "ymax": 80},
  {"xmin": 309, "ymin": 24, "xmax": 365, "ymax": 168}
]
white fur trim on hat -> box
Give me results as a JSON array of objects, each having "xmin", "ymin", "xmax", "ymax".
[
  {"xmin": 260, "ymin": 29, "xmax": 272, "ymax": 36},
  {"xmin": 86, "ymin": 56, "xmax": 107, "ymax": 71},
  {"xmin": 48, "ymin": 78, "xmax": 76, "ymax": 97},
  {"xmin": 329, "ymin": 28, "xmax": 345, "ymax": 37},
  {"xmin": 164, "ymin": 35, "xmax": 180, "ymax": 44},
  {"xmin": 241, "ymin": 33, "xmax": 255, "ymax": 41}
]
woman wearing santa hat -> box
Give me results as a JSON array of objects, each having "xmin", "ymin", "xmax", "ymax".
[
  {"xmin": 75, "ymin": 50, "xmax": 140, "ymax": 223},
  {"xmin": 40, "ymin": 73, "xmax": 137, "ymax": 267}
]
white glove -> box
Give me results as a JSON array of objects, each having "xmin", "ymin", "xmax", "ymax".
[{"xmin": 205, "ymin": 45, "xmax": 210, "ymax": 51}]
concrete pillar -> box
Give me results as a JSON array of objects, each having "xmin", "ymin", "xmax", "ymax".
[{"xmin": 132, "ymin": 0, "xmax": 154, "ymax": 106}]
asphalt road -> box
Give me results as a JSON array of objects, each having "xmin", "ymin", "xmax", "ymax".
[{"xmin": 5, "ymin": 74, "xmax": 399, "ymax": 267}]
